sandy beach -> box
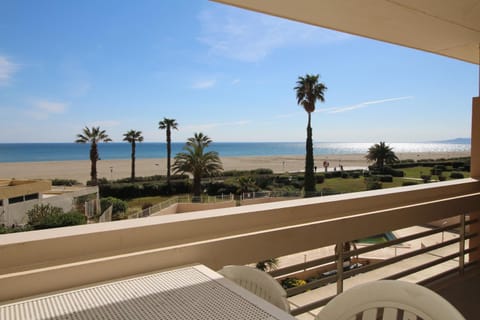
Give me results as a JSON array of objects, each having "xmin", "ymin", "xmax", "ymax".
[{"xmin": 0, "ymin": 151, "xmax": 470, "ymax": 184}]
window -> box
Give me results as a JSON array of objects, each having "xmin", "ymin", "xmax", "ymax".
[
  {"xmin": 25, "ymin": 193, "xmax": 39, "ymax": 201},
  {"xmin": 9, "ymin": 196, "xmax": 24, "ymax": 204}
]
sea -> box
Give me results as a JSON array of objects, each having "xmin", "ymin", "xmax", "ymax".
[{"xmin": 0, "ymin": 141, "xmax": 471, "ymax": 163}]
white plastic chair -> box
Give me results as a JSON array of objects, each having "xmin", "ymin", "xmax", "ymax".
[
  {"xmin": 218, "ymin": 265, "xmax": 290, "ymax": 312},
  {"xmin": 316, "ymin": 280, "xmax": 465, "ymax": 320}
]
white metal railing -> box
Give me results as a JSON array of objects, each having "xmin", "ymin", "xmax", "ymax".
[
  {"xmin": 241, "ymin": 191, "xmax": 302, "ymax": 200},
  {"xmin": 268, "ymin": 214, "xmax": 476, "ymax": 316},
  {"xmin": 127, "ymin": 197, "xmax": 180, "ymax": 219}
]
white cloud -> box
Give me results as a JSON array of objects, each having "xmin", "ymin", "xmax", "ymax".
[
  {"xmin": 192, "ymin": 79, "xmax": 216, "ymax": 89},
  {"xmin": 34, "ymin": 100, "xmax": 67, "ymax": 113},
  {"xmin": 321, "ymin": 96, "xmax": 414, "ymax": 114},
  {"xmin": 24, "ymin": 99, "xmax": 68, "ymax": 120},
  {"xmin": 198, "ymin": 7, "xmax": 351, "ymax": 62},
  {"xmin": 0, "ymin": 56, "xmax": 19, "ymax": 86}
]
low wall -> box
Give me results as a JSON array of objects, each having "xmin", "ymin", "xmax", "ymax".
[
  {"xmin": 151, "ymin": 203, "xmax": 179, "ymax": 216},
  {"xmin": 1, "ymin": 199, "xmax": 40, "ymax": 225},
  {"xmin": 240, "ymin": 197, "xmax": 300, "ymax": 206},
  {"xmin": 176, "ymin": 201, "xmax": 236, "ymax": 213},
  {"xmin": 151, "ymin": 201, "xmax": 237, "ymax": 216}
]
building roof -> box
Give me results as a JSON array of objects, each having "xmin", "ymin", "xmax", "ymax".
[{"xmin": 212, "ymin": 0, "xmax": 480, "ymax": 65}]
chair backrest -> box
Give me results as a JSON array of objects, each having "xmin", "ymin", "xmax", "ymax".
[
  {"xmin": 315, "ymin": 280, "xmax": 465, "ymax": 320},
  {"xmin": 218, "ymin": 265, "xmax": 290, "ymax": 312}
]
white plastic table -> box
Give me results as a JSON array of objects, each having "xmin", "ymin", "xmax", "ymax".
[{"xmin": 0, "ymin": 264, "xmax": 296, "ymax": 319}]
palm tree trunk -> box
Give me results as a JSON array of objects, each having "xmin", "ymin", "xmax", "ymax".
[
  {"xmin": 90, "ymin": 143, "xmax": 98, "ymax": 185},
  {"xmin": 304, "ymin": 112, "xmax": 316, "ymax": 197},
  {"xmin": 193, "ymin": 173, "xmax": 201, "ymax": 201},
  {"xmin": 166, "ymin": 127, "xmax": 171, "ymax": 189},
  {"xmin": 131, "ymin": 142, "xmax": 136, "ymax": 181}
]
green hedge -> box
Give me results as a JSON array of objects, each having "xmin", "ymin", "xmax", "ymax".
[
  {"xmin": 450, "ymin": 172, "xmax": 465, "ymax": 179},
  {"xmin": 99, "ymin": 180, "xmax": 190, "ymax": 199},
  {"xmin": 51, "ymin": 179, "xmax": 80, "ymax": 186}
]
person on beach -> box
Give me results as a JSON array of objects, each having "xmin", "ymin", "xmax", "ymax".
[{"xmin": 323, "ymin": 160, "xmax": 329, "ymax": 172}]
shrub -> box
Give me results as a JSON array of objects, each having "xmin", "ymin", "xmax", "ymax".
[
  {"xmin": 255, "ymin": 175, "xmax": 275, "ymax": 189},
  {"xmin": 223, "ymin": 170, "xmax": 250, "ymax": 177},
  {"xmin": 450, "ymin": 172, "xmax": 464, "ymax": 179},
  {"xmin": 402, "ymin": 181, "xmax": 418, "ymax": 186},
  {"xmin": 430, "ymin": 164, "xmax": 446, "ymax": 176},
  {"xmin": 27, "ymin": 204, "xmax": 64, "ymax": 229},
  {"xmin": 375, "ymin": 167, "xmax": 404, "ymax": 177},
  {"xmin": 26, "ymin": 204, "xmax": 86, "ymax": 230},
  {"xmin": 281, "ymin": 277, "xmax": 307, "ymax": 289},
  {"xmin": 315, "ymin": 174, "xmax": 325, "ymax": 183},
  {"xmin": 373, "ymin": 175, "xmax": 393, "ymax": 182},
  {"xmin": 100, "ymin": 197, "xmax": 128, "ymax": 220},
  {"xmin": 51, "ymin": 179, "xmax": 80, "ymax": 186},
  {"xmin": 275, "ymin": 175, "xmax": 291, "ymax": 185},
  {"xmin": 57, "ymin": 211, "xmax": 87, "ymax": 226},
  {"xmin": 291, "ymin": 180, "xmax": 304, "ymax": 189},
  {"xmin": 421, "ymin": 174, "xmax": 431, "ymax": 183},
  {"xmin": 252, "ymin": 168, "xmax": 274, "ymax": 175},
  {"xmin": 98, "ymin": 180, "xmax": 190, "ymax": 198},
  {"xmin": 438, "ymin": 175, "xmax": 447, "ymax": 181},
  {"xmin": 206, "ymin": 182, "xmax": 238, "ymax": 195},
  {"xmin": 365, "ymin": 177, "xmax": 382, "ymax": 190},
  {"xmin": 341, "ymin": 173, "xmax": 349, "ymax": 179},
  {"xmin": 0, "ymin": 224, "xmax": 32, "ymax": 234}
]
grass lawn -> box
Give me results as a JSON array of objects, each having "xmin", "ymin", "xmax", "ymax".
[
  {"xmin": 318, "ymin": 177, "xmax": 367, "ymax": 194},
  {"xmin": 315, "ymin": 167, "xmax": 470, "ymax": 194},
  {"xmin": 402, "ymin": 166, "xmax": 470, "ymax": 179}
]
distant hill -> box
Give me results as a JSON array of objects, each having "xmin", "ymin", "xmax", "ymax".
[{"xmin": 433, "ymin": 138, "xmax": 471, "ymax": 144}]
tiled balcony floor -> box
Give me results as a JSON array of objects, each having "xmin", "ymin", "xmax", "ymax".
[{"xmin": 427, "ymin": 265, "xmax": 480, "ymax": 320}]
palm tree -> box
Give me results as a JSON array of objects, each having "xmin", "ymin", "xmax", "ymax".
[
  {"xmin": 256, "ymin": 258, "xmax": 279, "ymax": 272},
  {"xmin": 294, "ymin": 74, "xmax": 327, "ymax": 197},
  {"xmin": 123, "ymin": 129, "xmax": 144, "ymax": 181},
  {"xmin": 173, "ymin": 132, "xmax": 223, "ymax": 200},
  {"xmin": 159, "ymin": 118, "xmax": 178, "ymax": 188},
  {"xmin": 365, "ymin": 141, "xmax": 399, "ymax": 171},
  {"xmin": 75, "ymin": 126, "xmax": 112, "ymax": 185},
  {"xmin": 238, "ymin": 176, "xmax": 257, "ymax": 195}
]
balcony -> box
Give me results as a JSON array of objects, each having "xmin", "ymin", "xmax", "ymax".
[{"xmin": 1, "ymin": 177, "xmax": 479, "ymax": 318}]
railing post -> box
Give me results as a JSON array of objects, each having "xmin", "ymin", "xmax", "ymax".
[
  {"xmin": 336, "ymin": 241, "xmax": 344, "ymax": 294},
  {"xmin": 460, "ymin": 213, "xmax": 466, "ymax": 275}
]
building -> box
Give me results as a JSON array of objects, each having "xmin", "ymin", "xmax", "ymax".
[{"xmin": 0, "ymin": 179, "xmax": 99, "ymax": 226}]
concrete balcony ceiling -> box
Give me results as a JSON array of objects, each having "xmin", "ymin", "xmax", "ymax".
[{"xmin": 212, "ymin": 0, "xmax": 480, "ymax": 65}]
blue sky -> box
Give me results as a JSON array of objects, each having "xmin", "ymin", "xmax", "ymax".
[{"xmin": 0, "ymin": 0, "xmax": 478, "ymax": 143}]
